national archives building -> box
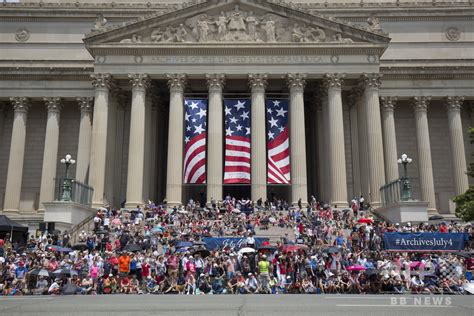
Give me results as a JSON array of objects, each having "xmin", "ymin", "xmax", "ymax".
[{"xmin": 0, "ymin": 0, "xmax": 473, "ymax": 229}]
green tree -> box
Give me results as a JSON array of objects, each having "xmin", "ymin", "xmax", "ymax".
[{"xmin": 453, "ymin": 127, "xmax": 474, "ymax": 221}]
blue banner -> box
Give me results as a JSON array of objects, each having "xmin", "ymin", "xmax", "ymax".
[
  {"xmin": 202, "ymin": 237, "xmax": 269, "ymax": 251},
  {"xmin": 383, "ymin": 232, "xmax": 466, "ymax": 252}
]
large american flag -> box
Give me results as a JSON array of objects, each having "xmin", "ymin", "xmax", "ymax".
[
  {"xmin": 223, "ymin": 99, "xmax": 251, "ymax": 184},
  {"xmin": 266, "ymin": 99, "xmax": 291, "ymax": 184},
  {"xmin": 183, "ymin": 99, "xmax": 207, "ymax": 184}
]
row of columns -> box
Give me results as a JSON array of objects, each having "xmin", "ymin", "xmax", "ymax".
[
  {"xmin": 164, "ymin": 73, "xmax": 309, "ymax": 206},
  {"xmin": 1, "ymin": 72, "xmax": 469, "ymax": 212},
  {"xmin": 3, "ymin": 96, "xmax": 94, "ymax": 212}
]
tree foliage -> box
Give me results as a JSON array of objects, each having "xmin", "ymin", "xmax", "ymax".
[{"xmin": 454, "ymin": 127, "xmax": 474, "ymax": 221}]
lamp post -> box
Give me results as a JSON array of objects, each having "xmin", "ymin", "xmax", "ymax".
[
  {"xmin": 397, "ymin": 153, "xmax": 413, "ymax": 201},
  {"xmin": 60, "ymin": 154, "xmax": 75, "ymax": 201}
]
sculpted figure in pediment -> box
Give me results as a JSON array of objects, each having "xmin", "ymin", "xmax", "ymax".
[
  {"xmin": 228, "ymin": 5, "xmax": 246, "ymax": 32},
  {"xmin": 291, "ymin": 23, "xmax": 305, "ymax": 42},
  {"xmin": 246, "ymin": 11, "xmax": 259, "ymax": 41},
  {"xmin": 264, "ymin": 18, "xmax": 276, "ymax": 42},
  {"xmin": 94, "ymin": 14, "xmax": 108, "ymax": 31},
  {"xmin": 120, "ymin": 34, "xmax": 142, "ymax": 43},
  {"xmin": 305, "ymin": 26, "xmax": 326, "ymax": 42},
  {"xmin": 196, "ymin": 15, "xmax": 211, "ymax": 42},
  {"xmin": 367, "ymin": 13, "xmax": 382, "ymax": 32},
  {"xmin": 331, "ymin": 33, "xmax": 353, "ymax": 43},
  {"xmin": 214, "ymin": 12, "xmax": 228, "ymax": 41},
  {"xmin": 175, "ymin": 24, "xmax": 188, "ymax": 42}
]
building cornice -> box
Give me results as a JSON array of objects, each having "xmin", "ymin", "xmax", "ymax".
[
  {"xmin": 86, "ymin": 43, "xmax": 387, "ymax": 57},
  {"xmin": 380, "ymin": 65, "xmax": 474, "ymax": 80}
]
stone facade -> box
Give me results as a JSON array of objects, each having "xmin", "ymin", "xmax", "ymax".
[{"xmin": 0, "ymin": 0, "xmax": 473, "ymax": 226}]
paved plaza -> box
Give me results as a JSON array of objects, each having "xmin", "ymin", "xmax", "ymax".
[{"xmin": 1, "ymin": 294, "xmax": 473, "ymax": 316}]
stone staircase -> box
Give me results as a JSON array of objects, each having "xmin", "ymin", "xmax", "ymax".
[{"xmin": 69, "ymin": 212, "xmax": 96, "ymax": 244}]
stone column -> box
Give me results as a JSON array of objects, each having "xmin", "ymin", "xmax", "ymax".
[
  {"xmin": 248, "ymin": 73, "xmax": 268, "ymax": 202},
  {"xmin": 156, "ymin": 103, "xmax": 168, "ymax": 202},
  {"xmin": 38, "ymin": 97, "xmax": 62, "ymax": 209},
  {"xmin": 165, "ymin": 74, "xmax": 187, "ymax": 206},
  {"xmin": 446, "ymin": 96, "xmax": 469, "ymax": 196},
  {"xmin": 125, "ymin": 74, "xmax": 151, "ymax": 208},
  {"xmin": 308, "ymin": 97, "xmax": 319, "ymax": 198},
  {"xmin": 4, "ymin": 97, "xmax": 30, "ymax": 212},
  {"xmin": 348, "ymin": 93, "xmax": 361, "ymax": 198},
  {"xmin": 143, "ymin": 89, "xmax": 154, "ymax": 202},
  {"xmin": 89, "ymin": 73, "xmax": 113, "ymax": 208},
  {"xmin": 75, "ymin": 97, "xmax": 93, "ymax": 183},
  {"xmin": 323, "ymin": 73, "xmax": 348, "ymax": 207},
  {"xmin": 149, "ymin": 94, "xmax": 159, "ymax": 202},
  {"xmin": 361, "ymin": 73, "xmax": 386, "ymax": 207},
  {"xmin": 316, "ymin": 100, "xmax": 326, "ymax": 202},
  {"xmin": 413, "ymin": 96, "xmax": 437, "ymax": 212},
  {"xmin": 0, "ymin": 104, "xmax": 5, "ymax": 146},
  {"xmin": 287, "ymin": 73, "xmax": 308, "ymax": 206},
  {"xmin": 319, "ymin": 85, "xmax": 330, "ymax": 203},
  {"xmin": 113, "ymin": 92, "xmax": 127, "ymax": 206},
  {"xmin": 380, "ymin": 96, "xmax": 399, "ymax": 182},
  {"xmin": 206, "ymin": 74, "xmax": 225, "ymax": 203},
  {"xmin": 356, "ymin": 88, "xmax": 369, "ymax": 200}
]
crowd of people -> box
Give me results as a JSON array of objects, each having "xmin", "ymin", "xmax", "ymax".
[{"xmin": 0, "ymin": 196, "xmax": 472, "ymax": 296}]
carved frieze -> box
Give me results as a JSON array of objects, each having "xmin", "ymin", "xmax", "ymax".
[{"xmin": 117, "ymin": 5, "xmax": 357, "ymax": 44}]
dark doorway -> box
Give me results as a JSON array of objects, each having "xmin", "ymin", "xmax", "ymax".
[{"xmin": 223, "ymin": 185, "xmax": 251, "ymax": 200}]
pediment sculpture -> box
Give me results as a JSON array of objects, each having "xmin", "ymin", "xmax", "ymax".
[{"xmin": 118, "ymin": 5, "xmax": 355, "ymax": 44}]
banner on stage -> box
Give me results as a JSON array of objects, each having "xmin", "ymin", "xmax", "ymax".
[
  {"xmin": 223, "ymin": 99, "xmax": 251, "ymax": 184},
  {"xmin": 266, "ymin": 99, "xmax": 291, "ymax": 184},
  {"xmin": 183, "ymin": 99, "xmax": 208, "ymax": 184},
  {"xmin": 202, "ymin": 237, "xmax": 269, "ymax": 251},
  {"xmin": 383, "ymin": 232, "xmax": 466, "ymax": 252}
]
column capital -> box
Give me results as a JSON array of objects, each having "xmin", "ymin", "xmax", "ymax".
[
  {"xmin": 360, "ymin": 73, "xmax": 382, "ymax": 90},
  {"xmin": 166, "ymin": 73, "xmax": 187, "ymax": 92},
  {"xmin": 446, "ymin": 96, "xmax": 464, "ymax": 112},
  {"xmin": 248, "ymin": 73, "xmax": 268, "ymax": 91},
  {"xmin": 287, "ymin": 73, "xmax": 306, "ymax": 92},
  {"xmin": 128, "ymin": 73, "xmax": 151, "ymax": 91},
  {"xmin": 380, "ymin": 96, "xmax": 398, "ymax": 112},
  {"xmin": 91, "ymin": 73, "xmax": 113, "ymax": 89},
  {"xmin": 206, "ymin": 73, "xmax": 226, "ymax": 91},
  {"xmin": 43, "ymin": 97, "xmax": 62, "ymax": 113},
  {"xmin": 412, "ymin": 96, "xmax": 431, "ymax": 112},
  {"xmin": 9, "ymin": 97, "xmax": 30, "ymax": 113},
  {"xmin": 323, "ymin": 73, "xmax": 345, "ymax": 90},
  {"xmin": 77, "ymin": 97, "xmax": 94, "ymax": 114}
]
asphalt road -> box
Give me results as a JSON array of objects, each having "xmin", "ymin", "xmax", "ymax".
[{"xmin": 0, "ymin": 294, "xmax": 472, "ymax": 316}]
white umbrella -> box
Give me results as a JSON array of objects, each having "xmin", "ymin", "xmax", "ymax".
[
  {"xmin": 238, "ymin": 247, "xmax": 256, "ymax": 255},
  {"xmin": 463, "ymin": 282, "xmax": 474, "ymax": 294},
  {"xmin": 98, "ymin": 207, "xmax": 108, "ymax": 212},
  {"xmin": 232, "ymin": 209, "xmax": 241, "ymax": 214},
  {"xmin": 178, "ymin": 210, "xmax": 188, "ymax": 214},
  {"xmin": 269, "ymin": 217, "xmax": 276, "ymax": 223}
]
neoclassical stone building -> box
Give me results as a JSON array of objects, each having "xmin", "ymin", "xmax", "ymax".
[{"xmin": 0, "ymin": 0, "xmax": 473, "ymax": 228}]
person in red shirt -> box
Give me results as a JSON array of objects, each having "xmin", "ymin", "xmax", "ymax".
[
  {"xmin": 141, "ymin": 261, "xmax": 150, "ymax": 279},
  {"xmin": 439, "ymin": 223, "xmax": 448, "ymax": 233}
]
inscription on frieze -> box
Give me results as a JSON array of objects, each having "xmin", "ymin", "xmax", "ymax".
[{"xmin": 146, "ymin": 55, "xmax": 324, "ymax": 64}]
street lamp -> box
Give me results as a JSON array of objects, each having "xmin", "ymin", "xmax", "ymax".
[
  {"xmin": 60, "ymin": 154, "xmax": 75, "ymax": 201},
  {"xmin": 397, "ymin": 153, "xmax": 413, "ymax": 201}
]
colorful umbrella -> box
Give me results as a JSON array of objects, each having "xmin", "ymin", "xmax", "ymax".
[
  {"xmin": 238, "ymin": 247, "xmax": 256, "ymax": 255},
  {"xmin": 346, "ymin": 265, "xmax": 366, "ymax": 271}
]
